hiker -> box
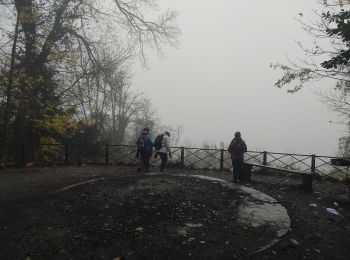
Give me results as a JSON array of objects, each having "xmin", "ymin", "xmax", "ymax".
[
  {"xmin": 136, "ymin": 128, "xmax": 154, "ymax": 172},
  {"xmin": 227, "ymin": 131, "xmax": 247, "ymax": 183},
  {"xmin": 154, "ymin": 131, "xmax": 172, "ymax": 172}
]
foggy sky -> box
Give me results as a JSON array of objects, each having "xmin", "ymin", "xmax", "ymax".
[{"xmin": 132, "ymin": 0, "xmax": 345, "ymax": 156}]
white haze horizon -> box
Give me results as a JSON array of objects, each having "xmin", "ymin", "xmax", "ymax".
[{"xmin": 132, "ymin": 0, "xmax": 346, "ymax": 156}]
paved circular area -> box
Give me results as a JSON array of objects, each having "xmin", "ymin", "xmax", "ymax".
[{"xmin": 52, "ymin": 172, "xmax": 290, "ymax": 258}]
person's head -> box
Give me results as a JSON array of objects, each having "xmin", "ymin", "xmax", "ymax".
[
  {"xmin": 234, "ymin": 131, "xmax": 241, "ymax": 138},
  {"xmin": 143, "ymin": 127, "xmax": 149, "ymax": 132},
  {"xmin": 164, "ymin": 131, "xmax": 170, "ymax": 137}
]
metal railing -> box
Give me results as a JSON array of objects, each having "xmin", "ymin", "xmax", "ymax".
[{"xmin": 0, "ymin": 144, "xmax": 349, "ymax": 179}]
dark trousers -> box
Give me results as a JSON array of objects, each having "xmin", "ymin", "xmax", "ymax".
[
  {"xmin": 159, "ymin": 152, "xmax": 168, "ymax": 172},
  {"xmin": 138, "ymin": 151, "xmax": 151, "ymax": 172},
  {"xmin": 232, "ymin": 159, "xmax": 243, "ymax": 182}
]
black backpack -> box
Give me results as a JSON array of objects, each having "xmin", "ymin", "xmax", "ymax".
[{"xmin": 154, "ymin": 134, "xmax": 164, "ymax": 150}]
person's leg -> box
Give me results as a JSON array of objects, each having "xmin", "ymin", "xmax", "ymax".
[
  {"xmin": 159, "ymin": 152, "xmax": 168, "ymax": 172},
  {"xmin": 232, "ymin": 159, "xmax": 238, "ymax": 182},
  {"xmin": 236, "ymin": 159, "xmax": 243, "ymax": 182},
  {"xmin": 137, "ymin": 152, "xmax": 142, "ymax": 172},
  {"xmin": 143, "ymin": 151, "xmax": 150, "ymax": 172}
]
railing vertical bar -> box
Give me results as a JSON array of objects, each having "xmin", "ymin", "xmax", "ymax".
[
  {"xmin": 181, "ymin": 147, "xmax": 185, "ymax": 168},
  {"xmin": 220, "ymin": 149, "xmax": 224, "ymax": 171}
]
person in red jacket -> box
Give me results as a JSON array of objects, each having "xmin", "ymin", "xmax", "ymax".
[{"xmin": 227, "ymin": 131, "xmax": 247, "ymax": 183}]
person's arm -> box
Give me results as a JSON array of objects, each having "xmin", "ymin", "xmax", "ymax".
[
  {"xmin": 243, "ymin": 142, "xmax": 247, "ymax": 153},
  {"xmin": 165, "ymin": 136, "xmax": 171, "ymax": 155},
  {"xmin": 148, "ymin": 135, "xmax": 154, "ymax": 146},
  {"xmin": 227, "ymin": 140, "xmax": 234, "ymax": 153}
]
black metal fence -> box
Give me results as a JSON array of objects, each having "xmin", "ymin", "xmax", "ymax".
[{"xmin": 0, "ymin": 144, "xmax": 349, "ymax": 179}]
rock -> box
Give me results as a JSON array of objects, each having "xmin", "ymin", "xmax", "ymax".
[
  {"xmin": 177, "ymin": 228, "xmax": 187, "ymax": 237},
  {"xmin": 135, "ymin": 226, "xmax": 144, "ymax": 232},
  {"xmin": 326, "ymin": 208, "xmax": 340, "ymax": 215},
  {"xmin": 185, "ymin": 223, "xmax": 203, "ymax": 228},
  {"xmin": 289, "ymin": 239, "xmax": 300, "ymax": 247}
]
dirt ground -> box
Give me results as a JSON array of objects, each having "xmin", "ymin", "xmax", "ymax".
[{"xmin": 0, "ymin": 165, "xmax": 349, "ymax": 259}]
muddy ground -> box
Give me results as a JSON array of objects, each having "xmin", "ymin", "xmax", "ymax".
[{"xmin": 0, "ymin": 165, "xmax": 349, "ymax": 259}]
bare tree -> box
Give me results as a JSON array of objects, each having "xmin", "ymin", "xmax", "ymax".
[
  {"xmin": 271, "ymin": 1, "xmax": 350, "ymax": 111},
  {"xmin": 0, "ymin": 0, "xmax": 180, "ymax": 146}
]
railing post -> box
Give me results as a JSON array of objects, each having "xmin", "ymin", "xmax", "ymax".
[
  {"xmin": 220, "ymin": 149, "xmax": 224, "ymax": 171},
  {"xmin": 181, "ymin": 147, "xmax": 185, "ymax": 168},
  {"xmin": 302, "ymin": 154, "xmax": 315, "ymax": 193},
  {"xmin": 263, "ymin": 151, "xmax": 267, "ymax": 166},
  {"xmin": 105, "ymin": 144, "xmax": 109, "ymax": 165},
  {"xmin": 311, "ymin": 154, "xmax": 316, "ymax": 175},
  {"xmin": 64, "ymin": 144, "xmax": 69, "ymax": 165}
]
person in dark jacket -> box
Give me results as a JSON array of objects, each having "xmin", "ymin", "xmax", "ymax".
[
  {"xmin": 227, "ymin": 131, "xmax": 247, "ymax": 183},
  {"xmin": 136, "ymin": 128, "xmax": 154, "ymax": 172}
]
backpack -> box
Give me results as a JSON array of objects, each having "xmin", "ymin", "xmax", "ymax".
[
  {"xmin": 234, "ymin": 140, "xmax": 245, "ymax": 155},
  {"xmin": 154, "ymin": 134, "xmax": 164, "ymax": 150},
  {"xmin": 138, "ymin": 135, "xmax": 146, "ymax": 151}
]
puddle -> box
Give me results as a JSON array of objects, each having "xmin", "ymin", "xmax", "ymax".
[{"xmin": 174, "ymin": 173, "xmax": 291, "ymax": 253}]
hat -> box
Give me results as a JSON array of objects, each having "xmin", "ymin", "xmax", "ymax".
[{"xmin": 143, "ymin": 127, "xmax": 149, "ymax": 132}]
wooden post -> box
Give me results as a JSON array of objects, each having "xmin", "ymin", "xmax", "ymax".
[
  {"xmin": 181, "ymin": 147, "xmax": 185, "ymax": 168},
  {"xmin": 303, "ymin": 154, "xmax": 315, "ymax": 193},
  {"xmin": 105, "ymin": 144, "xmax": 109, "ymax": 165},
  {"xmin": 220, "ymin": 149, "xmax": 224, "ymax": 171},
  {"xmin": 262, "ymin": 151, "xmax": 268, "ymax": 174},
  {"xmin": 311, "ymin": 154, "xmax": 316, "ymax": 175},
  {"xmin": 263, "ymin": 151, "xmax": 267, "ymax": 166}
]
